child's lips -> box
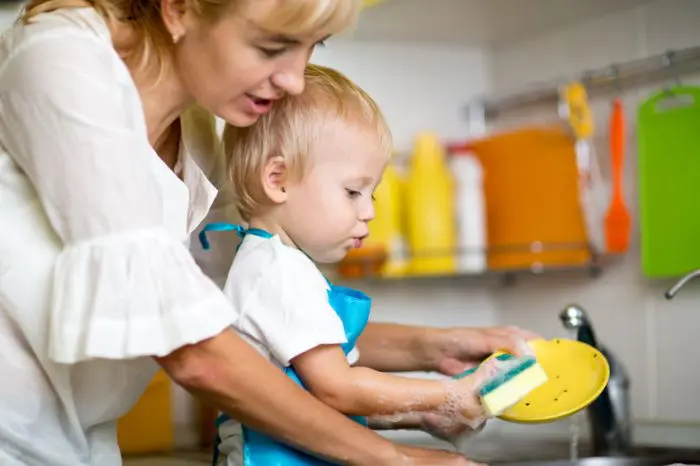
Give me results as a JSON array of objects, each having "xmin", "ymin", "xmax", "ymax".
[{"xmin": 352, "ymin": 235, "xmax": 368, "ymax": 248}]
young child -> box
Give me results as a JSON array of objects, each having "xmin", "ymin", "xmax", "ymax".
[{"xmin": 200, "ymin": 64, "xmax": 501, "ymax": 466}]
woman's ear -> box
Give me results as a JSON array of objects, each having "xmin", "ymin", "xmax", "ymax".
[
  {"xmin": 261, "ymin": 156, "xmax": 288, "ymax": 204},
  {"xmin": 160, "ymin": 0, "xmax": 188, "ymax": 43}
]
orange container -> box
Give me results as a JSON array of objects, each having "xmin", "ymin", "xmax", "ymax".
[
  {"xmin": 468, "ymin": 126, "xmax": 590, "ymax": 270},
  {"xmin": 337, "ymin": 244, "xmax": 387, "ymax": 279}
]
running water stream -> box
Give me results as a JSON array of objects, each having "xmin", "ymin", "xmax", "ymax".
[{"xmin": 568, "ymin": 329, "xmax": 581, "ymax": 462}]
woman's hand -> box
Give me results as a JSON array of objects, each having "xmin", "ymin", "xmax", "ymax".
[
  {"xmin": 357, "ymin": 323, "xmax": 540, "ymax": 375},
  {"xmin": 395, "ymin": 445, "xmax": 485, "ymax": 466},
  {"xmin": 427, "ymin": 326, "xmax": 541, "ymax": 376}
]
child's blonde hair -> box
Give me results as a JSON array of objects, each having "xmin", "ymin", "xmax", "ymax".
[
  {"xmin": 224, "ymin": 64, "xmax": 392, "ymax": 222},
  {"xmin": 19, "ymin": 0, "xmax": 359, "ymax": 77}
]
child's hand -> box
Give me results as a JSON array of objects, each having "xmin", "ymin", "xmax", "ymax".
[
  {"xmin": 420, "ymin": 411, "xmax": 483, "ymax": 444},
  {"xmin": 438, "ymin": 357, "xmax": 503, "ymax": 429}
]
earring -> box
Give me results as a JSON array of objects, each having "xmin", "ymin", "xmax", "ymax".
[{"xmin": 172, "ymin": 31, "xmax": 184, "ymax": 44}]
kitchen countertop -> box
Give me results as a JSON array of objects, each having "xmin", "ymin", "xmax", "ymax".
[
  {"xmin": 397, "ymin": 434, "xmax": 595, "ymax": 464},
  {"xmin": 121, "ymin": 439, "xmax": 591, "ymax": 465},
  {"xmin": 122, "ymin": 437, "xmax": 700, "ymax": 465}
]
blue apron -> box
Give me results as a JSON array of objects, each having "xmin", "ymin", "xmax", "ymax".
[{"xmin": 199, "ymin": 223, "xmax": 371, "ymax": 466}]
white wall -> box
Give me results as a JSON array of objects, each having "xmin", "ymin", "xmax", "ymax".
[
  {"xmin": 0, "ymin": 4, "xmax": 20, "ymax": 29},
  {"xmin": 482, "ymin": 0, "xmax": 700, "ymax": 446},
  {"xmin": 311, "ymin": 40, "xmax": 490, "ymax": 153}
]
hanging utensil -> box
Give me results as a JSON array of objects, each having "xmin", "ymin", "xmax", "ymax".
[
  {"xmin": 559, "ymin": 81, "xmax": 605, "ymax": 255},
  {"xmin": 604, "ymin": 69, "xmax": 631, "ymax": 254}
]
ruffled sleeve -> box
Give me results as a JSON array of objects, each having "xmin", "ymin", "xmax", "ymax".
[
  {"xmin": 0, "ymin": 26, "xmax": 235, "ymax": 363},
  {"xmin": 51, "ymin": 231, "xmax": 236, "ymax": 362}
]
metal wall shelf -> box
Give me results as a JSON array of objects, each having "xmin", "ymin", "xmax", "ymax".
[
  {"xmin": 331, "ymin": 242, "xmax": 608, "ymax": 287},
  {"xmin": 469, "ymin": 45, "xmax": 700, "ymax": 119}
]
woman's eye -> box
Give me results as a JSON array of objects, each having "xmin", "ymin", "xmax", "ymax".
[
  {"xmin": 258, "ymin": 47, "xmax": 286, "ymax": 58},
  {"xmin": 346, "ymin": 189, "xmax": 361, "ymax": 199}
]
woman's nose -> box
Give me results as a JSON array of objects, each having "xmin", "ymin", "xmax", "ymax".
[{"xmin": 271, "ymin": 66, "xmax": 305, "ymax": 96}]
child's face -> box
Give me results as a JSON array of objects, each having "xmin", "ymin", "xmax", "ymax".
[{"xmin": 280, "ymin": 118, "xmax": 388, "ymax": 263}]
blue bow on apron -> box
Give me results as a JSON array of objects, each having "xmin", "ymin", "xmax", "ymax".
[{"xmin": 199, "ymin": 223, "xmax": 371, "ymax": 466}]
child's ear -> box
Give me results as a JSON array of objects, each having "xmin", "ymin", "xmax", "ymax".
[{"xmin": 261, "ymin": 155, "xmax": 288, "ymax": 204}]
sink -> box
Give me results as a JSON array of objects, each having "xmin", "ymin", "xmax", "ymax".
[
  {"xmin": 495, "ymin": 456, "xmax": 700, "ymax": 466},
  {"xmin": 489, "ymin": 445, "xmax": 700, "ymax": 466},
  {"xmin": 447, "ymin": 433, "xmax": 700, "ymax": 466}
]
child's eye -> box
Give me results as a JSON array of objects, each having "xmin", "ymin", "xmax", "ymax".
[{"xmin": 345, "ymin": 189, "xmax": 361, "ymax": 199}]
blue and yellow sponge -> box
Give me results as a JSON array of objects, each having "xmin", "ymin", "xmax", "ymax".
[{"xmin": 455, "ymin": 353, "xmax": 548, "ymax": 417}]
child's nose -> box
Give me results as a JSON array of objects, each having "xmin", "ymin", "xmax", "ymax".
[{"xmin": 360, "ymin": 202, "xmax": 376, "ymax": 222}]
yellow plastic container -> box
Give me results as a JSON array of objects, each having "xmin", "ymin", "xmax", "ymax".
[
  {"xmin": 369, "ymin": 161, "xmax": 408, "ymax": 277},
  {"xmin": 337, "ymin": 160, "xmax": 410, "ymax": 279},
  {"xmin": 405, "ymin": 132, "xmax": 457, "ymax": 275},
  {"xmin": 117, "ymin": 370, "xmax": 173, "ymax": 454}
]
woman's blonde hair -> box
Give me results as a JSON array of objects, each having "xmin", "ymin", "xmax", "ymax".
[
  {"xmin": 224, "ymin": 64, "xmax": 392, "ymax": 222},
  {"xmin": 19, "ymin": 0, "xmax": 360, "ymax": 76}
]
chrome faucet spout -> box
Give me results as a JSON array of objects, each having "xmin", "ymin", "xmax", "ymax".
[
  {"xmin": 559, "ymin": 304, "xmax": 632, "ymax": 456},
  {"xmin": 665, "ymin": 269, "xmax": 700, "ymax": 300}
]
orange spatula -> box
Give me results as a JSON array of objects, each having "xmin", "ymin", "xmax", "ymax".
[{"xmin": 604, "ymin": 98, "xmax": 631, "ymax": 253}]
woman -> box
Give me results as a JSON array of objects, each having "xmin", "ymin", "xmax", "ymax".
[{"xmin": 0, "ymin": 0, "xmax": 535, "ymax": 464}]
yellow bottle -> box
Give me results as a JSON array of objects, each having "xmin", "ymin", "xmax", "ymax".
[
  {"xmin": 405, "ymin": 132, "xmax": 457, "ymax": 275},
  {"xmin": 117, "ymin": 370, "xmax": 173, "ymax": 454},
  {"xmin": 370, "ymin": 161, "xmax": 408, "ymax": 277}
]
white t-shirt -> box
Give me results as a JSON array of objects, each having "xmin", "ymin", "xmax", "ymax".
[
  {"xmin": 217, "ymin": 234, "xmax": 359, "ymax": 466},
  {"xmin": 0, "ymin": 8, "xmax": 240, "ymax": 466}
]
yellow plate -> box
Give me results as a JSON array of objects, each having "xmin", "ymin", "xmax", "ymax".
[{"xmin": 486, "ymin": 338, "xmax": 610, "ymax": 423}]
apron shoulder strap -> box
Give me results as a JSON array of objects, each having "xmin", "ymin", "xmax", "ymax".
[
  {"xmin": 199, "ymin": 223, "xmax": 274, "ymax": 250},
  {"xmin": 198, "ymin": 222, "xmax": 247, "ymax": 250}
]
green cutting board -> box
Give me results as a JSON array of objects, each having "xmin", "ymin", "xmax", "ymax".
[{"xmin": 638, "ymin": 86, "xmax": 700, "ymax": 278}]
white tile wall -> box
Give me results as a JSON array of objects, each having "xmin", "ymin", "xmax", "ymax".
[
  {"xmin": 487, "ymin": 0, "xmax": 700, "ymax": 434},
  {"xmin": 311, "ymin": 40, "xmax": 491, "ymax": 153}
]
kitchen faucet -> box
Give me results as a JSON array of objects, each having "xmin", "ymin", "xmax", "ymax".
[
  {"xmin": 559, "ymin": 304, "xmax": 632, "ymax": 456},
  {"xmin": 665, "ymin": 268, "xmax": 700, "ymax": 299}
]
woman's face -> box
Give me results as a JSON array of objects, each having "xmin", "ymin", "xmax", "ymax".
[{"xmin": 174, "ymin": 0, "xmax": 339, "ymax": 127}]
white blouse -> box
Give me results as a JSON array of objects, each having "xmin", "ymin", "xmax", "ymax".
[{"xmin": 0, "ymin": 8, "xmax": 239, "ymax": 466}]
